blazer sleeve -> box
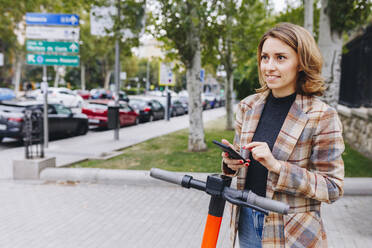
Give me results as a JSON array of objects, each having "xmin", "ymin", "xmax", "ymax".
[
  {"xmin": 272, "ymin": 107, "xmax": 345, "ymax": 204},
  {"xmin": 221, "ymin": 102, "xmax": 244, "ymax": 176}
]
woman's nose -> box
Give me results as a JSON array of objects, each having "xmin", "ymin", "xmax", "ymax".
[{"xmin": 267, "ymin": 58, "xmax": 276, "ymax": 70}]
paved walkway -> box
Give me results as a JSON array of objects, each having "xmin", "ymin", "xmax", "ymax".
[
  {"xmin": 0, "ymin": 179, "xmax": 371, "ymax": 248},
  {"xmin": 0, "ymin": 107, "xmax": 227, "ymax": 179}
]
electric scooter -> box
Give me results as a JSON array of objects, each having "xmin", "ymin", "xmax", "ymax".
[{"xmin": 150, "ymin": 168, "xmax": 289, "ymax": 248}]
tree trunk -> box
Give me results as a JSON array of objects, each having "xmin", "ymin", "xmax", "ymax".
[
  {"xmin": 318, "ymin": 0, "xmax": 343, "ymax": 108},
  {"xmin": 81, "ymin": 63, "xmax": 86, "ymax": 90},
  {"xmin": 54, "ymin": 66, "xmax": 60, "ymax": 88},
  {"xmin": 186, "ymin": 39, "xmax": 207, "ymax": 152},
  {"xmin": 225, "ymin": 70, "xmax": 234, "ymax": 130},
  {"xmin": 304, "ymin": 0, "xmax": 314, "ymax": 34},
  {"xmin": 224, "ymin": 0, "xmax": 234, "ymax": 131},
  {"xmin": 12, "ymin": 52, "xmax": 22, "ymax": 97},
  {"xmin": 104, "ymin": 70, "xmax": 113, "ymax": 90}
]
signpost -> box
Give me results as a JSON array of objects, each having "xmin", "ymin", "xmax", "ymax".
[
  {"xmin": 26, "ymin": 40, "xmax": 79, "ymax": 53},
  {"xmin": 25, "ymin": 12, "xmax": 80, "ymax": 148},
  {"xmin": 159, "ymin": 62, "xmax": 175, "ymax": 121},
  {"xmin": 26, "ymin": 13, "xmax": 79, "ymax": 26}
]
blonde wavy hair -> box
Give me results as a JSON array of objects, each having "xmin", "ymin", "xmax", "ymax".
[{"xmin": 256, "ymin": 22, "xmax": 326, "ymax": 96}]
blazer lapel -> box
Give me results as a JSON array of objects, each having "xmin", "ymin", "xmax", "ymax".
[{"xmin": 267, "ymin": 94, "xmax": 309, "ymax": 199}]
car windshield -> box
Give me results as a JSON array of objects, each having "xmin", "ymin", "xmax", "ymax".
[
  {"xmin": 53, "ymin": 104, "xmax": 71, "ymax": 115},
  {"xmin": 129, "ymin": 99, "xmax": 146, "ymax": 108}
]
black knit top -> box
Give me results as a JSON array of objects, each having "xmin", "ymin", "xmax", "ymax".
[{"xmin": 245, "ymin": 92, "xmax": 297, "ymax": 197}]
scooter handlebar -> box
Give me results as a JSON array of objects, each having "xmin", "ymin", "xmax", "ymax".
[
  {"xmin": 150, "ymin": 168, "xmax": 184, "ymax": 186},
  {"xmin": 246, "ymin": 191, "xmax": 290, "ymax": 215}
]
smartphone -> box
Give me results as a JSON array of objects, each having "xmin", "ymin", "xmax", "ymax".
[{"xmin": 212, "ymin": 140, "xmax": 247, "ymax": 163}]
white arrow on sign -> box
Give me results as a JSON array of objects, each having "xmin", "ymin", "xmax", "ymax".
[
  {"xmin": 69, "ymin": 15, "xmax": 78, "ymax": 25},
  {"xmin": 69, "ymin": 43, "xmax": 79, "ymax": 52},
  {"xmin": 27, "ymin": 54, "xmax": 36, "ymax": 63}
]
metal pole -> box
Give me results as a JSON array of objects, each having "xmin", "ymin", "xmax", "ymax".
[
  {"xmin": 166, "ymin": 86, "xmax": 170, "ymax": 121},
  {"xmin": 114, "ymin": 0, "xmax": 121, "ymax": 140},
  {"xmin": 146, "ymin": 59, "xmax": 150, "ymax": 94},
  {"xmin": 42, "ymin": 66, "xmax": 49, "ymax": 148}
]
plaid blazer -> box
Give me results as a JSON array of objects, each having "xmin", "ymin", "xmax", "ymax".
[{"xmin": 222, "ymin": 91, "xmax": 345, "ymax": 248}]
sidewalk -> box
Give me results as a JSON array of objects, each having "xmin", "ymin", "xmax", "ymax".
[
  {"xmin": 0, "ymin": 107, "xmax": 226, "ymax": 179},
  {"xmin": 0, "ymin": 179, "xmax": 370, "ymax": 248}
]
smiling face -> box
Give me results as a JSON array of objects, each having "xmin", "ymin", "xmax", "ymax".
[{"xmin": 260, "ymin": 37, "xmax": 300, "ymax": 97}]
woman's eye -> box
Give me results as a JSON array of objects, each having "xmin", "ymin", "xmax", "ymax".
[
  {"xmin": 278, "ymin": 55, "xmax": 285, "ymax": 60},
  {"xmin": 261, "ymin": 55, "xmax": 268, "ymax": 60}
]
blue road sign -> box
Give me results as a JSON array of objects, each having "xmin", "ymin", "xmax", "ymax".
[
  {"xmin": 200, "ymin": 69, "xmax": 205, "ymax": 83},
  {"xmin": 26, "ymin": 13, "xmax": 79, "ymax": 26}
]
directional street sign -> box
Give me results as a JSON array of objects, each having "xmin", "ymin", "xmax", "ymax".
[
  {"xmin": 26, "ymin": 40, "xmax": 79, "ymax": 53},
  {"xmin": 26, "ymin": 13, "xmax": 79, "ymax": 26},
  {"xmin": 26, "ymin": 26, "xmax": 80, "ymax": 41},
  {"xmin": 26, "ymin": 54, "xmax": 79, "ymax": 67}
]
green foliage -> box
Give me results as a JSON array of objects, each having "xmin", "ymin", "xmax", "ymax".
[
  {"xmin": 328, "ymin": 0, "xmax": 372, "ymax": 34},
  {"xmin": 234, "ymin": 58, "xmax": 260, "ymax": 100},
  {"xmin": 342, "ymin": 143, "xmax": 372, "ymax": 177},
  {"xmin": 152, "ymin": 0, "xmax": 212, "ymax": 68},
  {"xmin": 274, "ymin": 1, "xmax": 320, "ymax": 39},
  {"xmin": 123, "ymin": 87, "xmax": 145, "ymax": 95}
]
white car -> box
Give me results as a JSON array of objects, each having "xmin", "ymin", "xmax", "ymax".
[{"xmin": 36, "ymin": 87, "xmax": 84, "ymax": 108}]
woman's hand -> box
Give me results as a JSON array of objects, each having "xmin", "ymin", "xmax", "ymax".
[
  {"xmin": 245, "ymin": 142, "xmax": 281, "ymax": 174},
  {"xmin": 221, "ymin": 139, "xmax": 250, "ymax": 171}
]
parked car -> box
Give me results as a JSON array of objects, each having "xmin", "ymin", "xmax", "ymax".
[
  {"xmin": 0, "ymin": 100, "xmax": 89, "ymax": 143},
  {"xmin": 178, "ymin": 96, "xmax": 189, "ymax": 114},
  {"xmin": 73, "ymin": 89, "xmax": 91, "ymax": 100},
  {"xmin": 0, "ymin": 88, "xmax": 16, "ymax": 101},
  {"xmin": 118, "ymin": 91, "xmax": 129, "ymax": 102},
  {"xmin": 155, "ymin": 97, "xmax": 186, "ymax": 117},
  {"xmin": 203, "ymin": 92, "xmax": 220, "ymax": 109},
  {"xmin": 90, "ymin": 89, "xmax": 113, "ymax": 100},
  {"xmin": 82, "ymin": 99, "xmax": 139, "ymax": 128},
  {"xmin": 128, "ymin": 97, "xmax": 165, "ymax": 122},
  {"xmin": 34, "ymin": 87, "xmax": 84, "ymax": 108}
]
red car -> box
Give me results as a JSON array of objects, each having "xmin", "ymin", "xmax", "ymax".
[
  {"xmin": 82, "ymin": 99, "xmax": 139, "ymax": 128},
  {"xmin": 73, "ymin": 89, "xmax": 91, "ymax": 100}
]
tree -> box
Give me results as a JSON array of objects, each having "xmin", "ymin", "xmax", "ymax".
[
  {"xmin": 206, "ymin": 0, "xmax": 269, "ymax": 130},
  {"xmin": 318, "ymin": 0, "xmax": 371, "ymax": 107},
  {"xmin": 81, "ymin": 0, "xmax": 145, "ymax": 90},
  {"xmin": 304, "ymin": 0, "xmax": 314, "ymax": 34},
  {"xmin": 152, "ymin": 0, "xmax": 216, "ymax": 151}
]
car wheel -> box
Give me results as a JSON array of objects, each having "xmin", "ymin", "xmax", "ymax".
[
  {"xmin": 77, "ymin": 123, "xmax": 88, "ymax": 135},
  {"xmin": 0, "ymin": 137, "xmax": 3, "ymax": 143}
]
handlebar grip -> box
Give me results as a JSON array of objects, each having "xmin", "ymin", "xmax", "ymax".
[
  {"xmin": 246, "ymin": 191, "xmax": 290, "ymax": 214},
  {"xmin": 150, "ymin": 168, "xmax": 184, "ymax": 186}
]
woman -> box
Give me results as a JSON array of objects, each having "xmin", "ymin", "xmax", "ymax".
[{"xmin": 221, "ymin": 23, "xmax": 344, "ymax": 248}]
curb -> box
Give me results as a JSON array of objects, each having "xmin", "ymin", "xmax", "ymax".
[
  {"xmin": 40, "ymin": 168, "xmax": 211, "ymax": 187},
  {"xmin": 39, "ymin": 168, "xmax": 372, "ymax": 196}
]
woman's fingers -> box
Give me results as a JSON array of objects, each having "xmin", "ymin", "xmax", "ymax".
[{"xmin": 222, "ymin": 151, "xmax": 249, "ymax": 170}]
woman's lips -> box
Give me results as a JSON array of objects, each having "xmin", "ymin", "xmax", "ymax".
[{"xmin": 265, "ymin": 75, "xmax": 280, "ymax": 81}]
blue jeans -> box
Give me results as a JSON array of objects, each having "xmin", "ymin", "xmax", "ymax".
[{"xmin": 238, "ymin": 207, "xmax": 265, "ymax": 248}]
